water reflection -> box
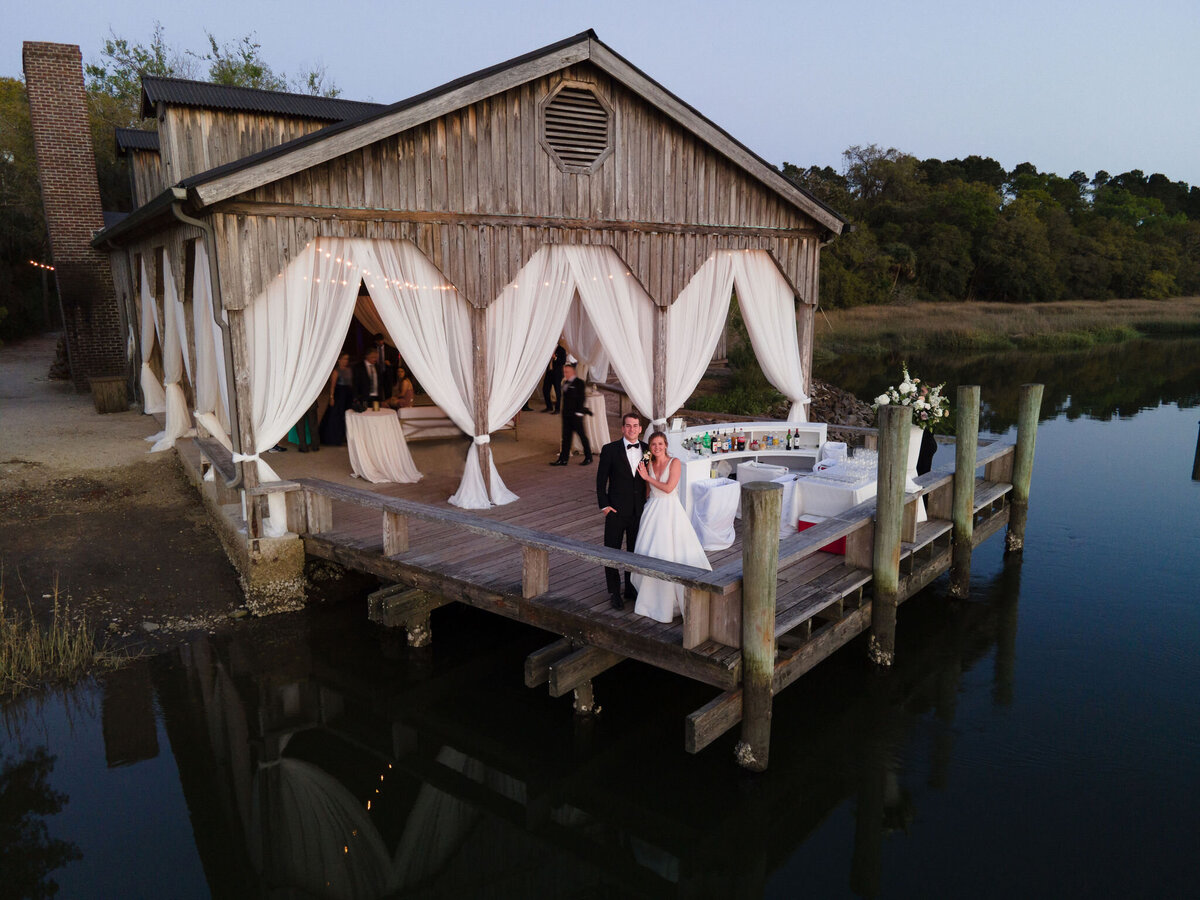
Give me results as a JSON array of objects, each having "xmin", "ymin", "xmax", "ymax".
[
  {"xmin": 0, "ymin": 746, "xmax": 82, "ymax": 898},
  {"xmin": 816, "ymin": 337, "xmax": 1200, "ymax": 431},
  {"xmin": 124, "ymin": 556, "xmax": 1031, "ymax": 899}
]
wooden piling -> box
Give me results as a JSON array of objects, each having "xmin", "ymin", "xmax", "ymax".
[
  {"xmin": 1192, "ymin": 421, "xmax": 1200, "ymax": 481},
  {"xmin": 736, "ymin": 481, "xmax": 782, "ymax": 772},
  {"xmin": 1005, "ymin": 383, "xmax": 1044, "ymax": 553},
  {"xmin": 869, "ymin": 405, "xmax": 909, "ymax": 667},
  {"xmin": 949, "ymin": 385, "xmax": 980, "ymax": 598}
]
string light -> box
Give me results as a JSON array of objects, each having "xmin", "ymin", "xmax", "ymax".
[{"xmin": 28, "ymin": 259, "xmax": 54, "ymax": 271}]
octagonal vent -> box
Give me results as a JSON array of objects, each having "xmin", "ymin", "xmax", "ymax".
[{"xmin": 541, "ymin": 84, "xmax": 613, "ymax": 173}]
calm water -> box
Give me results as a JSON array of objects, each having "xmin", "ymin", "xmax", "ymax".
[{"xmin": 4, "ymin": 341, "xmax": 1199, "ymax": 899}]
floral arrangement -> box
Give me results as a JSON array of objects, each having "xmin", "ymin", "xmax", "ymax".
[{"xmin": 873, "ymin": 365, "xmax": 950, "ymax": 430}]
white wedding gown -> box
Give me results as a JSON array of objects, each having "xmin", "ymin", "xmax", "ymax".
[{"xmin": 631, "ymin": 460, "xmax": 712, "ymax": 624}]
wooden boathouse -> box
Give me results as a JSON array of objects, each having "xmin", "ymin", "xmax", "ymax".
[{"xmin": 74, "ymin": 29, "xmax": 1045, "ymax": 767}]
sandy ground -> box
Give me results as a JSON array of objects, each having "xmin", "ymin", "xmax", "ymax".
[{"xmin": 0, "ymin": 333, "xmax": 250, "ymax": 653}]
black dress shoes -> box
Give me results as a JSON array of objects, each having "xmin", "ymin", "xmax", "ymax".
[
  {"xmin": 579, "ymin": 457, "xmax": 592, "ymax": 466},
  {"xmin": 610, "ymin": 593, "xmax": 624, "ymax": 610},
  {"xmin": 549, "ymin": 459, "xmax": 568, "ymax": 466},
  {"xmin": 623, "ymin": 585, "xmax": 637, "ymax": 601}
]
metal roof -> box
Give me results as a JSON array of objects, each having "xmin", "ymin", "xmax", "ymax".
[
  {"xmin": 115, "ymin": 127, "xmax": 159, "ymax": 155},
  {"xmin": 140, "ymin": 76, "xmax": 385, "ymax": 122}
]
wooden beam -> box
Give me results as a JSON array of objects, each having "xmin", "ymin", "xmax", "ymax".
[
  {"xmin": 524, "ymin": 638, "xmax": 573, "ymax": 687},
  {"xmin": 547, "ymin": 646, "xmax": 624, "ymax": 698},
  {"xmin": 213, "ymin": 201, "xmax": 822, "ymax": 240},
  {"xmin": 366, "ymin": 586, "xmax": 450, "ymax": 629},
  {"xmin": 685, "ymin": 689, "xmax": 743, "ymax": 754}
]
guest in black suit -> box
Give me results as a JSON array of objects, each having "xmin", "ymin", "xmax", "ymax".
[
  {"xmin": 596, "ymin": 412, "xmax": 648, "ymax": 609},
  {"xmin": 549, "ymin": 363, "xmax": 592, "ymax": 466},
  {"xmin": 353, "ymin": 349, "xmax": 394, "ymax": 408},
  {"xmin": 542, "ymin": 344, "xmax": 566, "ymax": 412}
]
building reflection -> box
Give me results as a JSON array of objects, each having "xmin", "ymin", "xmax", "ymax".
[{"xmin": 147, "ymin": 556, "xmax": 1025, "ymax": 898}]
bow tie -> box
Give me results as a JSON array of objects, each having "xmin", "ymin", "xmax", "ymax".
[{"xmin": 626, "ymin": 443, "xmax": 638, "ymax": 450}]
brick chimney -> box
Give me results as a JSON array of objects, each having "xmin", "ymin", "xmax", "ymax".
[{"xmin": 22, "ymin": 41, "xmax": 123, "ymax": 392}]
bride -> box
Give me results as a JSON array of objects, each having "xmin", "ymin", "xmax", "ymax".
[{"xmin": 631, "ymin": 432, "xmax": 711, "ymax": 623}]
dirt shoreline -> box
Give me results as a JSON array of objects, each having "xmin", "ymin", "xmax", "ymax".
[{"xmin": 1, "ymin": 333, "xmax": 254, "ymax": 655}]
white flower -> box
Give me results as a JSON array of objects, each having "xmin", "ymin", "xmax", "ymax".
[
  {"xmin": 875, "ymin": 394, "xmax": 890, "ymax": 406},
  {"xmin": 899, "ymin": 380, "xmax": 914, "ymax": 394}
]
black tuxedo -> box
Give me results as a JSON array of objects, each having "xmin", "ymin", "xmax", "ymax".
[
  {"xmin": 353, "ymin": 359, "xmax": 394, "ymax": 405},
  {"xmin": 596, "ymin": 437, "xmax": 648, "ymax": 595},
  {"xmin": 555, "ymin": 377, "xmax": 592, "ymax": 462},
  {"xmin": 542, "ymin": 345, "xmax": 566, "ymax": 411}
]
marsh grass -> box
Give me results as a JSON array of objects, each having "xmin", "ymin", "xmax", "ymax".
[
  {"xmin": 817, "ymin": 297, "xmax": 1200, "ymax": 357},
  {"xmin": 0, "ymin": 569, "xmax": 122, "ymax": 699}
]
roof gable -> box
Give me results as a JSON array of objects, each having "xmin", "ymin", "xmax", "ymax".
[{"xmin": 180, "ymin": 31, "xmax": 845, "ymax": 233}]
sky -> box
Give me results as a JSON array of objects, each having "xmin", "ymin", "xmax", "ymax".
[{"xmin": 5, "ymin": 0, "xmax": 1200, "ymax": 187}]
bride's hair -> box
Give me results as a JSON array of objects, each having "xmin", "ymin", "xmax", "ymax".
[{"xmin": 648, "ymin": 431, "xmax": 668, "ymax": 450}]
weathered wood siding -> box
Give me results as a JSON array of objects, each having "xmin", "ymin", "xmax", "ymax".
[
  {"xmin": 128, "ymin": 148, "xmax": 166, "ymax": 207},
  {"xmin": 157, "ymin": 106, "xmax": 342, "ymax": 187},
  {"xmin": 208, "ymin": 63, "xmax": 822, "ymax": 317}
]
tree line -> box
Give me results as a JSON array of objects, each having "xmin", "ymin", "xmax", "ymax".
[
  {"xmin": 3, "ymin": 27, "xmax": 1198, "ymax": 342},
  {"xmin": 783, "ymin": 146, "xmax": 1200, "ymax": 307}
]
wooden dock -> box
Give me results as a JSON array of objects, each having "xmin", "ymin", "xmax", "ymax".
[{"xmin": 193, "ymin": 384, "xmax": 1042, "ymax": 767}]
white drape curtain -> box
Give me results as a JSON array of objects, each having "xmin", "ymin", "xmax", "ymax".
[
  {"xmin": 560, "ymin": 293, "xmax": 610, "ymax": 383},
  {"xmin": 563, "ymin": 246, "xmax": 656, "ymax": 419},
  {"xmin": 151, "ymin": 254, "xmax": 193, "ymax": 452},
  {"xmin": 191, "ymin": 241, "xmax": 232, "ymax": 442},
  {"xmin": 664, "ymin": 252, "xmax": 735, "ymax": 416},
  {"xmin": 729, "ymin": 250, "xmax": 810, "ymax": 421},
  {"xmin": 233, "ymin": 239, "xmax": 810, "ymax": 523},
  {"xmin": 243, "ymin": 238, "xmax": 363, "ymax": 536},
  {"xmin": 138, "ymin": 259, "xmax": 165, "ymax": 415}
]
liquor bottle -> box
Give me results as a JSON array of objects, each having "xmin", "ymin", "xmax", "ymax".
[
  {"xmin": 723, "ymin": 432, "xmax": 732, "ymax": 453},
  {"xmin": 702, "ymin": 431, "xmax": 712, "ymax": 453}
]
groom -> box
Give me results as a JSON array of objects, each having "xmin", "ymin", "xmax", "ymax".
[{"xmin": 596, "ymin": 412, "xmax": 647, "ymax": 610}]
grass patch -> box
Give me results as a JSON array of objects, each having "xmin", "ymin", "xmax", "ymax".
[
  {"xmin": 816, "ymin": 297, "xmax": 1200, "ymax": 358},
  {"xmin": 1, "ymin": 570, "xmax": 123, "ymax": 699}
]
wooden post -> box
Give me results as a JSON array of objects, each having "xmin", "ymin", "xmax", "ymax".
[
  {"xmin": 736, "ymin": 480, "xmax": 782, "ymax": 772},
  {"xmin": 1192, "ymin": 421, "xmax": 1200, "ymax": 481},
  {"xmin": 470, "ymin": 305, "xmax": 492, "ymax": 499},
  {"xmin": 869, "ymin": 405, "xmax": 909, "ymax": 667},
  {"xmin": 1005, "ymin": 383, "xmax": 1044, "ymax": 553},
  {"xmin": 652, "ymin": 304, "xmax": 667, "ymax": 424},
  {"xmin": 226, "ymin": 307, "xmax": 262, "ymax": 537},
  {"xmin": 383, "ymin": 511, "xmax": 409, "ymax": 555},
  {"xmin": 949, "ymin": 385, "xmax": 980, "ymax": 598}
]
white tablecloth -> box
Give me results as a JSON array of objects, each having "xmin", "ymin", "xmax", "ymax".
[
  {"xmin": 689, "ymin": 477, "xmax": 740, "ymax": 550},
  {"xmin": 735, "ymin": 460, "xmax": 790, "ymax": 518},
  {"xmin": 345, "ymin": 410, "xmax": 423, "ymax": 484},
  {"xmin": 571, "ymin": 391, "xmax": 610, "ymax": 455},
  {"xmin": 795, "ymin": 471, "xmax": 876, "ymax": 517}
]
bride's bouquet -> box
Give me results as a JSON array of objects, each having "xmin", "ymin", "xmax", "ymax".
[{"xmin": 873, "ymin": 364, "xmax": 950, "ymax": 431}]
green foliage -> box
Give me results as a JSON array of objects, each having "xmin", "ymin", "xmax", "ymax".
[
  {"xmin": 2, "ymin": 23, "xmax": 342, "ymax": 341},
  {"xmin": 791, "ymin": 143, "xmax": 1200, "ymax": 307}
]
